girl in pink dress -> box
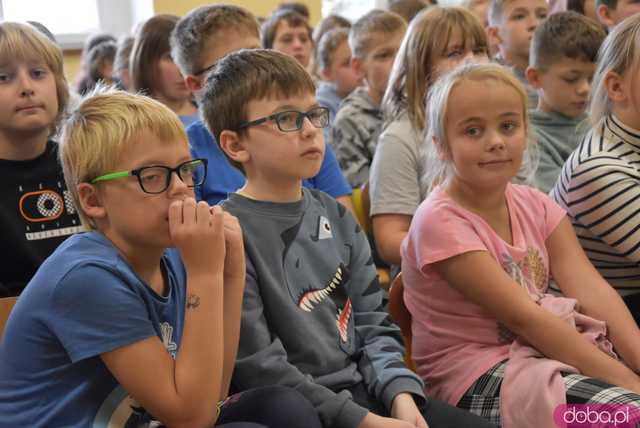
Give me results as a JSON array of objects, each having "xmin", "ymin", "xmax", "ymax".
[{"xmin": 402, "ymin": 62, "xmax": 640, "ymax": 427}]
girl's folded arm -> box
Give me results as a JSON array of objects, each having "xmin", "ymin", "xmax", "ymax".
[
  {"xmin": 432, "ymin": 249, "xmax": 640, "ymax": 393},
  {"xmin": 547, "ymin": 216, "xmax": 640, "ymax": 373}
]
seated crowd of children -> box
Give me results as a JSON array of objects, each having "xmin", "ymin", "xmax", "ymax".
[{"xmin": 3, "ymin": 1, "xmax": 640, "ymax": 427}]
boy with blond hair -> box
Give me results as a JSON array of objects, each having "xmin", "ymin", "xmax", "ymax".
[
  {"xmin": 526, "ymin": 12, "xmax": 606, "ymax": 193},
  {"xmin": 0, "ymin": 87, "xmax": 321, "ymax": 427},
  {"xmin": 596, "ymin": 0, "xmax": 640, "ymax": 30},
  {"xmin": 488, "ymin": 0, "xmax": 549, "ymax": 107},
  {"xmin": 330, "ymin": 9, "xmax": 407, "ymax": 188},
  {"xmin": 202, "ymin": 48, "xmax": 495, "ymax": 428},
  {"xmin": 170, "ymin": 4, "xmax": 352, "ymax": 208},
  {"xmin": 0, "ymin": 22, "xmax": 82, "ymax": 297}
]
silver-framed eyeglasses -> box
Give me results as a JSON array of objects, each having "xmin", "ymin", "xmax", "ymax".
[
  {"xmin": 91, "ymin": 158, "xmax": 208, "ymax": 194},
  {"xmin": 237, "ymin": 106, "xmax": 330, "ymax": 132}
]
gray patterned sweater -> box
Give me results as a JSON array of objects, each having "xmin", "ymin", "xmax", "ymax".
[
  {"xmin": 223, "ymin": 188, "xmax": 424, "ymax": 428},
  {"xmin": 330, "ymin": 87, "xmax": 383, "ymax": 188}
]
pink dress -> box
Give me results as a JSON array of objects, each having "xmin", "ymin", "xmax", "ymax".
[{"xmin": 401, "ymin": 183, "xmax": 619, "ymax": 428}]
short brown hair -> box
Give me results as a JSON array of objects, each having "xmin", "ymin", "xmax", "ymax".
[
  {"xmin": 87, "ymin": 41, "xmax": 116, "ymax": 85},
  {"xmin": 113, "ymin": 35, "xmax": 134, "ymax": 74},
  {"xmin": 388, "ymin": 0, "xmax": 429, "ymax": 23},
  {"xmin": 530, "ymin": 11, "xmax": 606, "ymax": 70},
  {"xmin": 170, "ymin": 5, "xmax": 259, "ymax": 76},
  {"xmin": 199, "ymin": 49, "xmax": 316, "ymax": 172},
  {"xmin": 130, "ymin": 14, "xmax": 179, "ymax": 96},
  {"xmin": 349, "ymin": 9, "xmax": 407, "ymax": 59},
  {"xmin": 313, "ymin": 14, "xmax": 351, "ymax": 45},
  {"xmin": 275, "ymin": 2, "xmax": 310, "ymax": 19},
  {"xmin": 317, "ymin": 28, "xmax": 349, "ymax": 71},
  {"xmin": 261, "ymin": 9, "xmax": 312, "ymax": 49}
]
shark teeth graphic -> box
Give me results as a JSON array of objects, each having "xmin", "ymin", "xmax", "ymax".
[
  {"xmin": 336, "ymin": 298, "xmax": 352, "ymax": 342},
  {"xmin": 297, "ymin": 266, "xmax": 344, "ymax": 312}
]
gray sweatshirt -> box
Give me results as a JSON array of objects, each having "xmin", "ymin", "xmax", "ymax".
[
  {"xmin": 530, "ymin": 109, "xmax": 588, "ymax": 193},
  {"xmin": 223, "ymin": 188, "xmax": 424, "ymax": 428},
  {"xmin": 330, "ymin": 86, "xmax": 384, "ymax": 188},
  {"xmin": 494, "ymin": 54, "xmax": 538, "ymax": 109},
  {"xmin": 317, "ymin": 81, "xmax": 343, "ymax": 144}
]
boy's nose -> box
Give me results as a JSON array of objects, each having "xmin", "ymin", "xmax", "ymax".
[
  {"xmin": 166, "ymin": 171, "xmax": 190, "ymax": 197},
  {"xmin": 577, "ymin": 78, "xmax": 591, "ymax": 96},
  {"xmin": 300, "ymin": 116, "xmax": 318, "ymax": 138},
  {"xmin": 528, "ymin": 15, "xmax": 541, "ymax": 30}
]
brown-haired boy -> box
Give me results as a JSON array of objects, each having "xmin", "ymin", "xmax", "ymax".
[
  {"xmin": 170, "ymin": 4, "xmax": 353, "ymax": 208},
  {"xmin": 330, "ymin": 10, "xmax": 407, "ymax": 188},
  {"xmin": 595, "ymin": 0, "xmax": 640, "ymax": 30},
  {"xmin": 0, "ymin": 85, "xmax": 323, "ymax": 427},
  {"xmin": 201, "ymin": 48, "xmax": 496, "ymax": 428},
  {"xmin": 262, "ymin": 8, "xmax": 314, "ymax": 69},
  {"xmin": 388, "ymin": 0, "xmax": 429, "ymax": 23},
  {"xmin": 316, "ymin": 28, "xmax": 361, "ymax": 140},
  {"xmin": 488, "ymin": 0, "xmax": 549, "ymax": 107},
  {"xmin": 526, "ymin": 11, "xmax": 606, "ymax": 193}
]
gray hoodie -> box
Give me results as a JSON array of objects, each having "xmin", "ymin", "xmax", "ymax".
[
  {"xmin": 330, "ymin": 87, "xmax": 383, "ymax": 188},
  {"xmin": 223, "ymin": 188, "xmax": 424, "ymax": 428},
  {"xmin": 530, "ymin": 109, "xmax": 588, "ymax": 193}
]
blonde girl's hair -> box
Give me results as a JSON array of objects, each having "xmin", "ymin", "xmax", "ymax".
[
  {"xmin": 588, "ymin": 13, "xmax": 640, "ymax": 129},
  {"xmin": 0, "ymin": 22, "xmax": 69, "ymax": 135},
  {"xmin": 59, "ymin": 86, "xmax": 187, "ymax": 229},
  {"xmin": 422, "ymin": 62, "xmax": 533, "ymax": 192},
  {"xmin": 382, "ymin": 6, "xmax": 488, "ymax": 133}
]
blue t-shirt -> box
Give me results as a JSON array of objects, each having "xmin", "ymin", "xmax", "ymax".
[
  {"xmin": 187, "ymin": 120, "xmax": 352, "ymax": 205},
  {"xmin": 0, "ymin": 232, "xmax": 186, "ymax": 427},
  {"xmin": 180, "ymin": 113, "xmax": 199, "ymax": 128}
]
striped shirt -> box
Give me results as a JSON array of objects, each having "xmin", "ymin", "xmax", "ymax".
[{"xmin": 551, "ymin": 115, "xmax": 640, "ymax": 295}]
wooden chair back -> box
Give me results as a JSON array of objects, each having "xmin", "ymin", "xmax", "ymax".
[
  {"xmin": 388, "ymin": 274, "xmax": 415, "ymax": 371},
  {"xmin": 0, "ymin": 296, "xmax": 18, "ymax": 339}
]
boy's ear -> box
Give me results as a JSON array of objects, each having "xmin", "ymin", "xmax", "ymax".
[
  {"xmin": 486, "ymin": 26, "xmax": 503, "ymax": 47},
  {"xmin": 184, "ymin": 75, "xmax": 203, "ymax": 93},
  {"xmin": 77, "ymin": 183, "xmax": 106, "ymax": 223},
  {"xmin": 219, "ymin": 130, "xmax": 251, "ymax": 164},
  {"xmin": 596, "ymin": 4, "xmax": 615, "ymax": 29},
  {"xmin": 604, "ymin": 71, "xmax": 627, "ymax": 103},
  {"xmin": 525, "ymin": 66, "xmax": 542, "ymax": 89}
]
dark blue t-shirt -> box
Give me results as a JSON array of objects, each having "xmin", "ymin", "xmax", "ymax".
[
  {"xmin": 0, "ymin": 232, "xmax": 186, "ymax": 427},
  {"xmin": 187, "ymin": 120, "xmax": 352, "ymax": 205}
]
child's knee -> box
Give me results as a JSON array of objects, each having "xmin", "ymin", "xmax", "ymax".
[{"xmin": 243, "ymin": 385, "xmax": 321, "ymax": 427}]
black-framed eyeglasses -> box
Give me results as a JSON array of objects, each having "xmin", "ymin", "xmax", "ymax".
[
  {"xmin": 237, "ymin": 106, "xmax": 330, "ymax": 132},
  {"xmin": 91, "ymin": 158, "xmax": 208, "ymax": 194}
]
